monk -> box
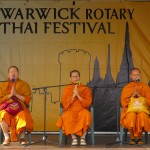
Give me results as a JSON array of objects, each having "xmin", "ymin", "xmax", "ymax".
[
  {"xmin": 0, "ymin": 66, "xmax": 34, "ymax": 146},
  {"xmin": 56, "ymin": 70, "xmax": 92, "ymax": 146},
  {"xmin": 120, "ymin": 68, "xmax": 150, "ymax": 145}
]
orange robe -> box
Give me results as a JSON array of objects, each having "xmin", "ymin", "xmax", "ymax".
[
  {"xmin": 120, "ymin": 82, "xmax": 150, "ymax": 138},
  {"xmin": 56, "ymin": 84, "xmax": 92, "ymax": 136},
  {"xmin": 0, "ymin": 79, "xmax": 34, "ymax": 141}
]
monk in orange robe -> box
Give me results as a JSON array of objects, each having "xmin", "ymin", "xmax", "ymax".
[
  {"xmin": 120, "ymin": 68, "xmax": 150, "ymax": 145},
  {"xmin": 56, "ymin": 70, "xmax": 92, "ymax": 146},
  {"xmin": 0, "ymin": 66, "xmax": 34, "ymax": 146}
]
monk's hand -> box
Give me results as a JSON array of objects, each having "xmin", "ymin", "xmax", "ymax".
[
  {"xmin": 132, "ymin": 86, "xmax": 141, "ymax": 97},
  {"xmin": 7, "ymin": 85, "xmax": 14, "ymax": 99},
  {"xmin": 10, "ymin": 86, "xmax": 25, "ymax": 102},
  {"xmin": 136, "ymin": 90, "xmax": 141, "ymax": 97},
  {"xmin": 131, "ymin": 85, "xmax": 138, "ymax": 97},
  {"xmin": 11, "ymin": 85, "xmax": 15, "ymax": 96},
  {"xmin": 72, "ymin": 85, "xmax": 77, "ymax": 95},
  {"xmin": 132, "ymin": 91, "xmax": 136, "ymax": 97},
  {"xmin": 74, "ymin": 85, "xmax": 82, "ymax": 101},
  {"xmin": 71, "ymin": 85, "xmax": 77, "ymax": 103},
  {"xmin": 71, "ymin": 93, "xmax": 76, "ymax": 103},
  {"xmin": 13, "ymin": 86, "xmax": 17, "ymax": 96}
]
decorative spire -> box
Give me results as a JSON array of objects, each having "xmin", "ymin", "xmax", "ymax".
[
  {"xmin": 93, "ymin": 57, "xmax": 101, "ymax": 81},
  {"xmin": 116, "ymin": 22, "xmax": 134, "ymax": 87},
  {"xmin": 104, "ymin": 44, "xmax": 115, "ymax": 85}
]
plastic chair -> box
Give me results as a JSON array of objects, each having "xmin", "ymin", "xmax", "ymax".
[{"xmin": 59, "ymin": 103, "xmax": 95, "ymax": 145}]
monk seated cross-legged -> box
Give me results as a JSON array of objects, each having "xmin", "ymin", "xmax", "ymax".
[
  {"xmin": 0, "ymin": 66, "xmax": 34, "ymax": 146},
  {"xmin": 120, "ymin": 68, "xmax": 150, "ymax": 145},
  {"xmin": 56, "ymin": 70, "xmax": 92, "ymax": 146}
]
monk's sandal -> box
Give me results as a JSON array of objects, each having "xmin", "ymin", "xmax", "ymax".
[
  {"xmin": 80, "ymin": 138, "xmax": 87, "ymax": 146},
  {"xmin": 136, "ymin": 139, "xmax": 144, "ymax": 145},
  {"xmin": 71, "ymin": 138, "xmax": 78, "ymax": 146},
  {"xmin": 20, "ymin": 138, "xmax": 27, "ymax": 146},
  {"xmin": 129, "ymin": 139, "xmax": 136, "ymax": 145}
]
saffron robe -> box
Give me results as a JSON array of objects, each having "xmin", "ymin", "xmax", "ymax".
[
  {"xmin": 0, "ymin": 79, "xmax": 34, "ymax": 141},
  {"xmin": 120, "ymin": 82, "xmax": 150, "ymax": 137},
  {"xmin": 56, "ymin": 84, "xmax": 92, "ymax": 136}
]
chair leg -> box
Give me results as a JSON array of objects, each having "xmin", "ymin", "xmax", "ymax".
[
  {"xmin": 85, "ymin": 131, "xmax": 89, "ymax": 144},
  {"xmin": 123, "ymin": 128, "xmax": 128, "ymax": 143},
  {"xmin": 26, "ymin": 132, "xmax": 31, "ymax": 144},
  {"xmin": 59, "ymin": 129, "xmax": 63, "ymax": 145},
  {"xmin": 120, "ymin": 127, "xmax": 128, "ymax": 144},
  {"xmin": 63, "ymin": 135, "xmax": 67, "ymax": 145},
  {"xmin": 120, "ymin": 125, "xmax": 123, "ymax": 144},
  {"xmin": 86, "ymin": 124, "xmax": 95, "ymax": 145},
  {"xmin": 0, "ymin": 128, "xmax": 4, "ymax": 144},
  {"xmin": 90, "ymin": 105, "xmax": 95, "ymax": 145},
  {"xmin": 145, "ymin": 131, "xmax": 148, "ymax": 144},
  {"xmin": 91, "ymin": 126, "xmax": 95, "ymax": 145}
]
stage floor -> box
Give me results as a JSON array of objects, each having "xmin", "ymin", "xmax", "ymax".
[{"xmin": 0, "ymin": 134, "xmax": 149, "ymax": 149}]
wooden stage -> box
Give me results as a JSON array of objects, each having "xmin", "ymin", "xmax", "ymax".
[{"xmin": 0, "ymin": 134, "xmax": 149, "ymax": 150}]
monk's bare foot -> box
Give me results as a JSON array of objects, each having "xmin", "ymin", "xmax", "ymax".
[{"xmin": 2, "ymin": 138, "xmax": 10, "ymax": 146}]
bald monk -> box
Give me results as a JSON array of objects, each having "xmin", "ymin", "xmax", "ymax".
[
  {"xmin": 56, "ymin": 70, "xmax": 92, "ymax": 146},
  {"xmin": 0, "ymin": 66, "xmax": 34, "ymax": 146},
  {"xmin": 120, "ymin": 68, "xmax": 150, "ymax": 145}
]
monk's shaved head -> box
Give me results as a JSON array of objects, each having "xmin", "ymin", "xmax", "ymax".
[
  {"xmin": 130, "ymin": 68, "xmax": 141, "ymax": 75},
  {"xmin": 8, "ymin": 66, "xmax": 19, "ymax": 73},
  {"xmin": 70, "ymin": 70, "xmax": 80, "ymax": 77}
]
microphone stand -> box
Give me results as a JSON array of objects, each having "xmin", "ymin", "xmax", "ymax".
[
  {"xmin": 32, "ymin": 83, "xmax": 72, "ymax": 91},
  {"xmin": 105, "ymin": 81, "xmax": 135, "ymax": 147},
  {"xmin": 26, "ymin": 88, "xmax": 61, "ymax": 146}
]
